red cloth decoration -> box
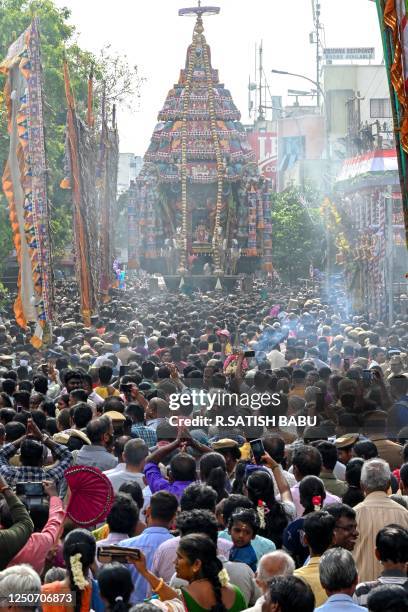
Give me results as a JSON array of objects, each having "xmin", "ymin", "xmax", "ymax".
[{"xmin": 65, "ymin": 465, "xmax": 114, "ymax": 527}]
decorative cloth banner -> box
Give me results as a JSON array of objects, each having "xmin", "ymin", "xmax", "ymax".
[
  {"xmin": 246, "ymin": 186, "xmax": 258, "ymax": 256},
  {"xmin": 382, "ymin": 0, "xmax": 408, "ymax": 151},
  {"xmin": 376, "ymin": 0, "xmax": 408, "ymax": 246},
  {"xmin": 0, "ymin": 19, "xmax": 54, "ymax": 347},
  {"xmin": 378, "ymin": 196, "xmax": 388, "ymax": 322},
  {"xmin": 98, "ymin": 115, "xmax": 119, "ymax": 298},
  {"xmin": 127, "ymin": 181, "xmax": 139, "ymax": 269},
  {"xmin": 336, "ymin": 149, "xmax": 398, "ymax": 182},
  {"xmin": 135, "ymin": 179, "xmax": 162, "ymax": 260},
  {"xmin": 62, "ymin": 61, "xmax": 99, "ymax": 326},
  {"xmin": 261, "ymin": 187, "xmax": 273, "ymax": 273}
]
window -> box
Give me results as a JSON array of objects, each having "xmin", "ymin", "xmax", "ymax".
[
  {"xmin": 279, "ymin": 136, "xmax": 306, "ymax": 171},
  {"xmin": 326, "ymin": 89, "xmax": 353, "ymax": 133},
  {"xmin": 282, "ymin": 136, "xmax": 305, "ymax": 158},
  {"xmin": 370, "ymin": 98, "xmax": 391, "ymax": 118}
]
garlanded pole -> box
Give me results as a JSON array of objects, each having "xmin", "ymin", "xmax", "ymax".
[
  {"xmin": 62, "ymin": 60, "xmax": 100, "ymax": 326},
  {"xmin": 63, "ymin": 60, "xmax": 92, "ymax": 326}
]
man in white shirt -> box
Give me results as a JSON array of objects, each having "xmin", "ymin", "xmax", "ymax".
[
  {"xmin": 266, "ymin": 347, "xmax": 287, "ymax": 370},
  {"xmin": 104, "ymin": 438, "xmax": 148, "ymax": 492}
]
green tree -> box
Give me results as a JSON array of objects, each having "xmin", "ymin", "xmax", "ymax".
[
  {"xmin": 271, "ymin": 184, "xmax": 325, "ymax": 282},
  {"xmin": 0, "ymin": 0, "xmax": 143, "ymax": 271}
]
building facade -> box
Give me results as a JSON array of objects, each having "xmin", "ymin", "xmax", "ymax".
[
  {"xmin": 247, "ymin": 108, "xmax": 326, "ymax": 192},
  {"xmin": 118, "ymin": 153, "xmax": 143, "ymax": 195},
  {"xmin": 325, "ymin": 64, "xmax": 407, "ymax": 323},
  {"xmin": 245, "ymin": 63, "xmax": 406, "ymax": 320},
  {"xmin": 323, "ymin": 63, "xmax": 393, "ymax": 162}
]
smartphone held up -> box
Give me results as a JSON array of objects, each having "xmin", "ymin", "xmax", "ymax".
[{"xmin": 250, "ymin": 438, "xmax": 265, "ymax": 464}]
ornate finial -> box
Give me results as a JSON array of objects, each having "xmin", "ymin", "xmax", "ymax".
[
  {"xmin": 179, "ymin": 4, "xmax": 220, "ymax": 18},
  {"xmin": 195, "ymin": 15, "xmax": 204, "ymax": 34}
]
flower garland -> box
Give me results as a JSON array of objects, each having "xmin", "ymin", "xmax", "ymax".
[
  {"xmin": 257, "ymin": 500, "xmax": 266, "ymax": 529},
  {"xmin": 178, "ymin": 16, "xmax": 225, "ymax": 275},
  {"xmin": 218, "ymin": 568, "xmax": 230, "ymax": 587},
  {"xmin": 70, "ymin": 554, "xmax": 88, "ymax": 590},
  {"xmin": 320, "ymin": 197, "xmax": 342, "ymax": 230},
  {"xmin": 262, "ymin": 187, "xmax": 273, "ymax": 273},
  {"xmin": 178, "ymin": 20, "xmax": 197, "ymax": 274},
  {"xmin": 378, "ymin": 196, "xmax": 387, "ymax": 321},
  {"xmin": 201, "ymin": 23, "xmax": 225, "ymax": 275},
  {"xmin": 246, "ymin": 186, "xmax": 258, "ymax": 256}
]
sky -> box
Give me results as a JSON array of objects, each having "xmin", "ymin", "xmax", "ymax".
[{"xmin": 54, "ymin": 0, "xmax": 383, "ymax": 155}]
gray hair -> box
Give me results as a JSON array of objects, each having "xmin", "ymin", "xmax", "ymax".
[
  {"xmin": 124, "ymin": 438, "xmax": 149, "ymax": 466},
  {"xmin": 360, "ymin": 458, "xmax": 391, "ymax": 492},
  {"xmin": 257, "ymin": 551, "xmax": 295, "ymax": 581},
  {"xmin": 130, "ymin": 605, "xmax": 159, "ymax": 612},
  {"xmin": 0, "ymin": 565, "xmax": 41, "ymax": 609},
  {"xmin": 44, "ymin": 567, "xmax": 67, "ymax": 584},
  {"xmin": 319, "ymin": 548, "xmax": 357, "ymax": 592}
]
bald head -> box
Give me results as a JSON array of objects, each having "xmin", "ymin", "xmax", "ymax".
[
  {"xmin": 124, "ymin": 438, "xmax": 149, "ymax": 468},
  {"xmin": 256, "ymin": 551, "xmax": 295, "ymax": 592},
  {"xmin": 148, "ymin": 398, "xmax": 169, "ymax": 419}
]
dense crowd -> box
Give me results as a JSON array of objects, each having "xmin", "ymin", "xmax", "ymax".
[{"xmin": 0, "ymin": 280, "xmax": 408, "ymax": 611}]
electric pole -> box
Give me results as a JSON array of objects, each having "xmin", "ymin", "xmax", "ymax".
[
  {"xmin": 258, "ymin": 40, "xmax": 264, "ymax": 120},
  {"xmin": 311, "ymin": 0, "xmax": 321, "ymax": 108}
]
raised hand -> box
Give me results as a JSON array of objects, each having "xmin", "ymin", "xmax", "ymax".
[
  {"xmin": 43, "ymin": 480, "xmax": 58, "ymax": 498},
  {"xmin": 26, "ymin": 418, "xmax": 43, "ymax": 440}
]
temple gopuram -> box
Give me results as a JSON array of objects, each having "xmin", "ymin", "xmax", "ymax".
[{"xmin": 128, "ymin": 4, "xmax": 273, "ymax": 288}]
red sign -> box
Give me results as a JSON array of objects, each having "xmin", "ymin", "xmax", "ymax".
[{"xmin": 248, "ymin": 131, "xmax": 278, "ymax": 187}]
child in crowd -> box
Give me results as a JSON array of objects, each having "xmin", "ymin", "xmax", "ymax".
[{"xmin": 227, "ymin": 507, "xmax": 258, "ymax": 572}]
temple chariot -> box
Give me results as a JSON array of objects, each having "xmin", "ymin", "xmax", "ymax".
[{"xmin": 128, "ymin": 4, "xmax": 273, "ymax": 288}]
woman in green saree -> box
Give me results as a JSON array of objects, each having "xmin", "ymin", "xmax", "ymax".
[{"xmin": 132, "ymin": 533, "xmax": 246, "ymax": 612}]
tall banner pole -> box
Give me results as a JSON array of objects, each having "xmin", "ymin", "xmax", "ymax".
[
  {"xmin": 0, "ymin": 19, "xmax": 54, "ymax": 346},
  {"xmin": 63, "ymin": 61, "xmax": 92, "ymax": 326}
]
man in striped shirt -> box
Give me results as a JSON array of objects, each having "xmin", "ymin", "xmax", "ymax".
[{"xmin": 354, "ymin": 525, "xmax": 408, "ymax": 607}]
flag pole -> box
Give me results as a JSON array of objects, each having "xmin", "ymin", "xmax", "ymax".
[{"xmin": 63, "ymin": 60, "xmax": 92, "ymax": 326}]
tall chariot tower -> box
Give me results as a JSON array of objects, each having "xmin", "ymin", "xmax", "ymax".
[{"xmin": 129, "ymin": 4, "xmax": 273, "ymax": 281}]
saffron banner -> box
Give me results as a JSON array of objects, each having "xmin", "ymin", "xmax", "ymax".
[
  {"xmin": 63, "ymin": 61, "xmax": 99, "ymax": 325},
  {"xmin": 98, "ymin": 106, "xmax": 119, "ymax": 298},
  {"xmin": 0, "ymin": 19, "xmax": 54, "ymax": 347}
]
